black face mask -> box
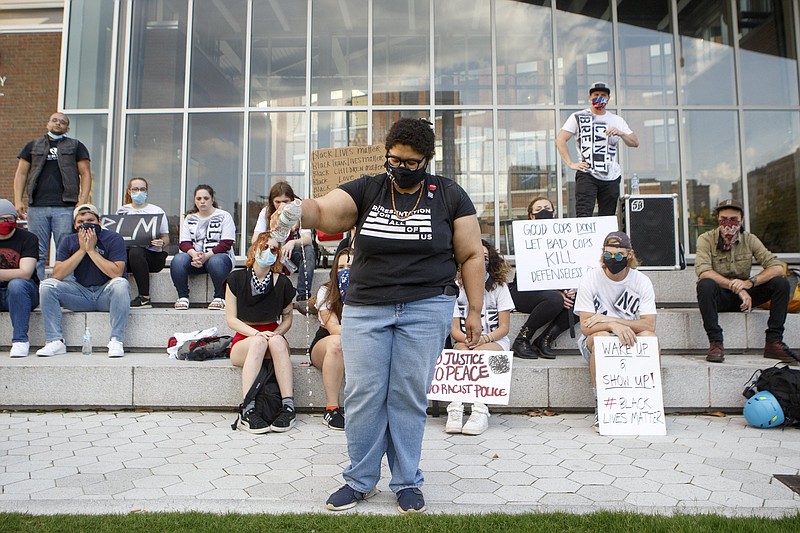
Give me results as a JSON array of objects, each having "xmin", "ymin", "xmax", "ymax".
[
  {"xmin": 77, "ymin": 222, "xmax": 102, "ymax": 234},
  {"xmin": 533, "ymin": 209, "xmax": 554, "ymax": 220},
  {"xmin": 386, "ymin": 162, "xmax": 427, "ymax": 189},
  {"xmin": 603, "ymin": 256, "xmax": 628, "ymax": 275}
]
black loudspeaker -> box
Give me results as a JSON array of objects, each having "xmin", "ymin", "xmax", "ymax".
[{"xmin": 621, "ymin": 194, "xmax": 683, "ymax": 270}]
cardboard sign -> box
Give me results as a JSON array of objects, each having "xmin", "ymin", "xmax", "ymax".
[
  {"xmin": 101, "ymin": 214, "xmax": 163, "ymax": 248},
  {"xmin": 427, "ymin": 350, "xmax": 513, "ymax": 405},
  {"xmin": 311, "ymin": 144, "xmax": 386, "ymax": 198},
  {"xmin": 512, "ymin": 216, "xmax": 618, "ymax": 291},
  {"xmin": 594, "ymin": 336, "xmax": 666, "ymax": 436}
]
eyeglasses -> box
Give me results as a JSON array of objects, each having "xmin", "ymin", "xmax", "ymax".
[
  {"xmin": 50, "ymin": 117, "xmax": 69, "ymax": 125},
  {"xmin": 130, "ymin": 187, "xmax": 147, "ymax": 193},
  {"xmin": 603, "ymin": 251, "xmax": 628, "ymax": 261},
  {"xmin": 386, "ymin": 154, "xmax": 426, "ymax": 171}
]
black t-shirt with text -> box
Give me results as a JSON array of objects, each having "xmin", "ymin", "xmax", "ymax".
[
  {"xmin": 0, "ymin": 228, "xmax": 40, "ymax": 287},
  {"xmin": 18, "ymin": 138, "xmax": 90, "ymax": 207},
  {"xmin": 226, "ymin": 268, "xmax": 295, "ymax": 324}
]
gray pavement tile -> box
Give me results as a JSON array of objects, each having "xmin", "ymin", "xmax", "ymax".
[
  {"xmin": 76, "ymin": 462, "xmax": 125, "ymax": 475},
  {"xmin": 0, "ymin": 456, "xmax": 29, "ymax": 467},
  {"xmin": 122, "ymin": 457, "xmax": 167, "ymax": 469},
  {"xmin": 525, "ymin": 465, "xmax": 572, "ymax": 478},
  {"xmin": 0, "ymin": 472, "xmax": 29, "ymax": 485},
  {"xmin": 490, "ymin": 471, "xmax": 537, "ymax": 486},
  {"xmin": 179, "ymin": 468, "xmax": 227, "ymax": 483},
  {"xmin": 552, "ymin": 448, "xmax": 595, "ymax": 461},
  {"xmin": 449, "ymin": 465, "xmax": 496, "ymax": 479},
  {"xmin": 194, "ymin": 458, "xmax": 240, "ymax": 470},
  {"xmin": 493, "ymin": 485, "xmax": 545, "ymax": 503},
  {"xmin": 519, "ymin": 453, "xmax": 563, "ymax": 466},
  {"xmin": 691, "ymin": 475, "xmax": 743, "ymax": 492},
  {"xmin": 422, "ymin": 484, "xmax": 464, "ymax": 503},
  {"xmin": 263, "ymin": 459, "xmax": 312, "ymax": 472},
  {"xmin": 274, "ymin": 448, "xmax": 315, "ymax": 460},
  {"xmin": 559, "ymin": 459, "xmax": 604, "ymax": 472},
  {"xmin": 659, "ymin": 483, "xmax": 711, "ymax": 501},
  {"xmin": 775, "ymin": 455, "xmax": 800, "ymax": 469},
  {"xmin": 165, "ymin": 453, "xmax": 213, "ymax": 464},
  {"xmin": 104, "ymin": 468, "xmax": 153, "ymax": 482},
  {"xmin": 485, "ymin": 458, "xmax": 529, "ymax": 472},
  {"xmin": 537, "ymin": 492, "xmax": 593, "ymax": 506},
  {"xmin": 29, "ymin": 466, "xmax": 79, "ymax": 480},
  {"xmin": 611, "ymin": 477, "xmax": 664, "ymax": 493},
  {"xmin": 676, "ymin": 463, "xmax": 723, "ymax": 477},
  {"xmin": 418, "ymin": 459, "xmax": 457, "ymax": 472},
  {"xmin": 600, "ymin": 464, "xmax": 647, "ymax": 478},
  {"xmin": 741, "ymin": 480, "xmax": 800, "ymax": 500},
  {"xmin": 132, "ymin": 475, "xmax": 182, "ymax": 489},
  {"xmin": 625, "ymin": 492, "xmax": 676, "ymax": 507},
  {"xmin": 3, "ymin": 478, "xmax": 56, "ymax": 494},
  {"xmin": 210, "ymin": 475, "xmax": 259, "ymax": 490},
  {"xmin": 643, "ymin": 469, "xmax": 693, "ymax": 484},
  {"xmin": 244, "ymin": 482, "xmax": 297, "ymax": 500},
  {"xmin": 30, "ymin": 487, "xmax": 85, "ymax": 500},
  {"xmin": 288, "ymin": 476, "xmax": 341, "ymax": 494},
  {"xmin": 196, "ymin": 488, "xmax": 250, "ymax": 500},
  {"xmin": 113, "ymin": 487, "xmax": 167, "ymax": 499},
  {"xmin": 448, "ymin": 454, "xmax": 492, "ymax": 467},
  {"xmin": 630, "ymin": 458, "xmax": 679, "ymax": 471},
  {"xmin": 224, "ymin": 463, "xmax": 271, "ymax": 476},
  {"xmin": 567, "ymin": 471, "xmax": 617, "ymax": 486},
  {"xmin": 452, "ymin": 478, "xmax": 502, "ymax": 494},
  {"xmin": 576, "ymin": 484, "xmax": 629, "ymax": 501},
  {"xmin": 709, "ymin": 491, "xmax": 764, "ymax": 507},
  {"xmin": 55, "ymin": 473, "xmax": 105, "ymax": 487},
  {"xmin": 452, "ymin": 492, "xmax": 506, "ymax": 505},
  {"xmin": 28, "ymin": 450, "xmax": 76, "ymax": 463},
  {"xmin": 532, "ymin": 478, "xmax": 581, "ymax": 493},
  {"xmin": 720, "ymin": 469, "xmax": 772, "ymax": 484},
  {"xmin": 703, "ymin": 456, "xmax": 750, "ymax": 470},
  {"xmin": 5, "ymin": 460, "xmax": 53, "ymax": 473},
  {"xmin": 256, "ymin": 469, "xmax": 304, "ymax": 484},
  {"xmin": 235, "ymin": 453, "xmax": 280, "ymax": 465},
  {"xmin": 138, "ymin": 447, "xmax": 182, "ymax": 459}
]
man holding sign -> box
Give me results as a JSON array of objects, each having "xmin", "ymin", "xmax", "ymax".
[{"xmin": 573, "ymin": 231, "xmax": 657, "ymax": 431}]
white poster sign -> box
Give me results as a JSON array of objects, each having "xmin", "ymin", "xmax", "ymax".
[
  {"xmin": 512, "ymin": 216, "xmax": 618, "ymax": 291},
  {"xmin": 427, "ymin": 350, "xmax": 513, "ymax": 405},
  {"xmin": 594, "ymin": 336, "xmax": 666, "ymax": 436}
]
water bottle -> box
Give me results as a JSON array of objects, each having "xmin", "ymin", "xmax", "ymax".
[
  {"xmin": 82, "ymin": 327, "xmax": 92, "ymax": 355},
  {"xmin": 630, "ymin": 173, "xmax": 641, "ymax": 196},
  {"xmin": 270, "ymin": 199, "xmax": 303, "ymax": 243}
]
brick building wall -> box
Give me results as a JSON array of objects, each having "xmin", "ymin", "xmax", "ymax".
[{"xmin": 0, "ymin": 32, "xmax": 61, "ymax": 203}]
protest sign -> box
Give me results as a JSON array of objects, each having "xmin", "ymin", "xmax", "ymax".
[
  {"xmin": 512, "ymin": 215, "xmax": 618, "ymax": 291},
  {"xmin": 311, "ymin": 144, "xmax": 386, "ymax": 198},
  {"xmin": 101, "ymin": 213, "xmax": 163, "ymax": 248},
  {"xmin": 427, "ymin": 350, "xmax": 513, "ymax": 405},
  {"xmin": 594, "ymin": 335, "xmax": 666, "ymax": 436}
]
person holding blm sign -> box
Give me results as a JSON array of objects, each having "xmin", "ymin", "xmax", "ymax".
[
  {"xmin": 573, "ymin": 231, "xmax": 657, "ymax": 431},
  {"xmin": 448, "ymin": 239, "xmax": 514, "ymax": 436},
  {"xmin": 272, "ymin": 118, "xmax": 484, "ymax": 514}
]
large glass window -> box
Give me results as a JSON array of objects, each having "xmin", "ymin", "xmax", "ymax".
[
  {"xmin": 677, "ymin": 0, "xmax": 735, "ymax": 105},
  {"xmin": 556, "ymin": 0, "xmax": 614, "ymax": 106},
  {"xmin": 247, "ymin": 112, "xmax": 305, "ymax": 239},
  {"xmin": 250, "ymin": 0, "xmax": 308, "ymax": 107},
  {"xmin": 311, "ymin": 111, "xmax": 368, "ymax": 151},
  {"xmin": 616, "ymin": 0, "xmax": 676, "ymax": 105},
  {"xmin": 311, "ymin": 0, "xmax": 368, "ymax": 107},
  {"xmin": 69, "ymin": 114, "xmax": 108, "ymax": 211},
  {"xmin": 738, "ymin": 0, "xmax": 798, "ymax": 105},
  {"xmin": 744, "ymin": 111, "xmax": 800, "ymax": 252},
  {"xmin": 189, "ymin": 0, "xmax": 246, "ymax": 107},
  {"xmin": 64, "ymin": 0, "xmax": 114, "ymax": 109},
  {"xmin": 123, "ymin": 114, "xmax": 183, "ymax": 251},
  {"xmin": 373, "ymin": 0, "xmax": 430, "ymax": 106},
  {"xmin": 186, "ymin": 113, "xmax": 244, "ymax": 251},
  {"xmin": 497, "ymin": 110, "xmax": 557, "ymax": 254},
  {"xmin": 495, "ymin": 0, "xmax": 554, "ymax": 105},
  {"xmin": 683, "ymin": 110, "xmax": 741, "ymax": 252},
  {"xmin": 434, "ymin": 0, "xmax": 492, "ymax": 105},
  {"xmin": 372, "ymin": 111, "xmax": 429, "ymax": 148}
]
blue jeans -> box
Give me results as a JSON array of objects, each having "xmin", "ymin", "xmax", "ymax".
[
  {"xmin": 0, "ymin": 278, "xmax": 39, "ymax": 342},
  {"xmin": 27, "ymin": 206, "xmax": 75, "ymax": 281},
  {"xmin": 340, "ymin": 294, "xmax": 455, "ymax": 493},
  {"xmin": 169, "ymin": 252, "xmax": 233, "ymax": 299},
  {"xmin": 39, "ymin": 277, "xmax": 130, "ymax": 342},
  {"xmin": 291, "ymin": 243, "xmax": 316, "ymax": 301}
]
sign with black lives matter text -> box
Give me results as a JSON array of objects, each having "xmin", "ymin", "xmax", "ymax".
[
  {"xmin": 594, "ymin": 336, "xmax": 666, "ymax": 436},
  {"xmin": 101, "ymin": 214, "xmax": 163, "ymax": 248},
  {"xmin": 427, "ymin": 350, "xmax": 513, "ymax": 405},
  {"xmin": 512, "ymin": 216, "xmax": 618, "ymax": 291},
  {"xmin": 311, "ymin": 144, "xmax": 386, "ymax": 198}
]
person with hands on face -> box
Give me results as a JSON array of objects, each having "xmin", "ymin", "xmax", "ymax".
[
  {"xmin": 170, "ymin": 184, "xmax": 235, "ymax": 311},
  {"xmin": 37, "ymin": 204, "xmax": 130, "ymax": 357},
  {"xmin": 447, "ymin": 240, "xmax": 514, "ymax": 436},
  {"xmin": 695, "ymin": 199, "xmax": 798, "ymax": 364},
  {"xmin": 510, "ymin": 197, "xmax": 579, "ymax": 359},
  {"xmin": 573, "ymin": 231, "xmax": 656, "ymax": 430},
  {"xmin": 277, "ymin": 118, "xmax": 483, "ymax": 514},
  {"xmin": 226, "ymin": 233, "xmax": 296, "ymax": 434}
]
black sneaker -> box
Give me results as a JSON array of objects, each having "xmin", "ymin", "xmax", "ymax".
[
  {"xmin": 130, "ymin": 296, "xmax": 152, "ymax": 309},
  {"xmin": 270, "ymin": 406, "xmax": 296, "ymax": 432},
  {"xmin": 323, "ymin": 407, "xmax": 345, "ymax": 430},
  {"xmin": 326, "ymin": 484, "xmax": 377, "ymax": 511},
  {"xmin": 396, "ymin": 487, "xmax": 426, "ymax": 514},
  {"xmin": 237, "ymin": 408, "xmax": 270, "ymax": 434}
]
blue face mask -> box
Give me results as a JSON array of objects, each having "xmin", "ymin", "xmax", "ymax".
[
  {"xmin": 131, "ymin": 191, "xmax": 147, "ymax": 205},
  {"xmin": 255, "ymin": 248, "xmax": 277, "ymax": 268},
  {"xmin": 337, "ymin": 268, "xmax": 350, "ymax": 300},
  {"xmin": 47, "ymin": 132, "xmax": 65, "ymax": 140}
]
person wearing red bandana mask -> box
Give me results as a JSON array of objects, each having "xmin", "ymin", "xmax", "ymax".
[
  {"xmin": 556, "ymin": 82, "xmax": 639, "ymax": 217},
  {"xmin": 696, "ymin": 199, "xmax": 798, "ymax": 364},
  {"xmin": 0, "ymin": 199, "xmax": 40, "ymax": 358}
]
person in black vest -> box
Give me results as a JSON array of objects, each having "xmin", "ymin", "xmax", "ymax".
[{"xmin": 13, "ymin": 112, "xmax": 92, "ymax": 282}]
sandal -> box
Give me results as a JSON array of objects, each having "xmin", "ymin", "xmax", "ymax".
[
  {"xmin": 208, "ymin": 297, "xmax": 225, "ymax": 310},
  {"xmin": 174, "ymin": 297, "xmax": 190, "ymax": 310}
]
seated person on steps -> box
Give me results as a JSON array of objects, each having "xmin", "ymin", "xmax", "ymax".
[
  {"xmin": 37, "ymin": 204, "xmax": 130, "ymax": 358},
  {"xmin": 695, "ymin": 199, "xmax": 798, "ymax": 364}
]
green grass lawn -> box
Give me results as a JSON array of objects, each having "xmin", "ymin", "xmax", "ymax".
[{"xmin": 1, "ymin": 512, "xmax": 799, "ymax": 533}]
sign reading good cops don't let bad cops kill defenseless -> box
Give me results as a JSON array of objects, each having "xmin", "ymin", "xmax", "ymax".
[{"xmin": 512, "ymin": 216, "xmax": 618, "ymax": 291}]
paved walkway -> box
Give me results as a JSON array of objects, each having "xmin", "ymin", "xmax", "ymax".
[{"xmin": 0, "ymin": 410, "xmax": 799, "ymax": 517}]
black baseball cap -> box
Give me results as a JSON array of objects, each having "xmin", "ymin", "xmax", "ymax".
[{"xmin": 588, "ymin": 82, "xmax": 611, "ymax": 95}]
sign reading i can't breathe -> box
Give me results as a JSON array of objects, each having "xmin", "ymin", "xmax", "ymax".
[
  {"xmin": 427, "ymin": 350, "xmax": 513, "ymax": 405},
  {"xmin": 594, "ymin": 336, "xmax": 666, "ymax": 436},
  {"xmin": 512, "ymin": 215, "xmax": 618, "ymax": 291}
]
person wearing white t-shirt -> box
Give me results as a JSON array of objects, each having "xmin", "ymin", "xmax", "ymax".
[
  {"xmin": 116, "ymin": 177, "xmax": 170, "ymax": 308},
  {"xmin": 573, "ymin": 231, "xmax": 657, "ymax": 430},
  {"xmin": 556, "ymin": 82, "xmax": 639, "ymax": 217}
]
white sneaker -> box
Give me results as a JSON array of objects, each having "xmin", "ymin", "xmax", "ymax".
[
  {"xmin": 445, "ymin": 402, "xmax": 464, "ymax": 434},
  {"xmin": 36, "ymin": 340, "xmax": 67, "ymax": 357},
  {"xmin": 461, "ymin": 403, "xmax": 490, "ymax": 435},
  {"xmin": 10, "ymin": 342, "xmax": 30, "ymax": 358},
  {"xmin": 107, "ymin": 338, "xmax": 125, "ymax": 358}
]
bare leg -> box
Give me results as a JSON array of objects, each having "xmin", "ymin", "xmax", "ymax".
[{"xmin": 311, "ymin": 335, "xmax": 345, "ymax": 406}]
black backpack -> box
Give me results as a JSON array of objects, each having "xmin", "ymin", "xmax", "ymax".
[
  {"xmin": 743, "ymin": 364, "xmax": 800, "ymax": 426},
  {"xmin": 231, "ymin": 359, "xmax": 282, "ymax": 430}
]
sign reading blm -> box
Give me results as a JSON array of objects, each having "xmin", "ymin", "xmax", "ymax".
[
  {"xmin": 512, "ymin": 216, "xmax": 618, "ymax": 291},
  {"xmin": 427, "ymin": 350, "xmax": 513, "ymax": 405},
  {"xmin": 594, "ymin": 336, "xmax": 666, "ymax": 436},
  {"xmin": 101, "ymin": 214, "xmax": 163, "ymax": 248}
]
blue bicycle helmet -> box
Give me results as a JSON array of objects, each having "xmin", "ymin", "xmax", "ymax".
[{"xmin": 743, "ymin": 390, "xmax": 785, "ymax": 428}]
